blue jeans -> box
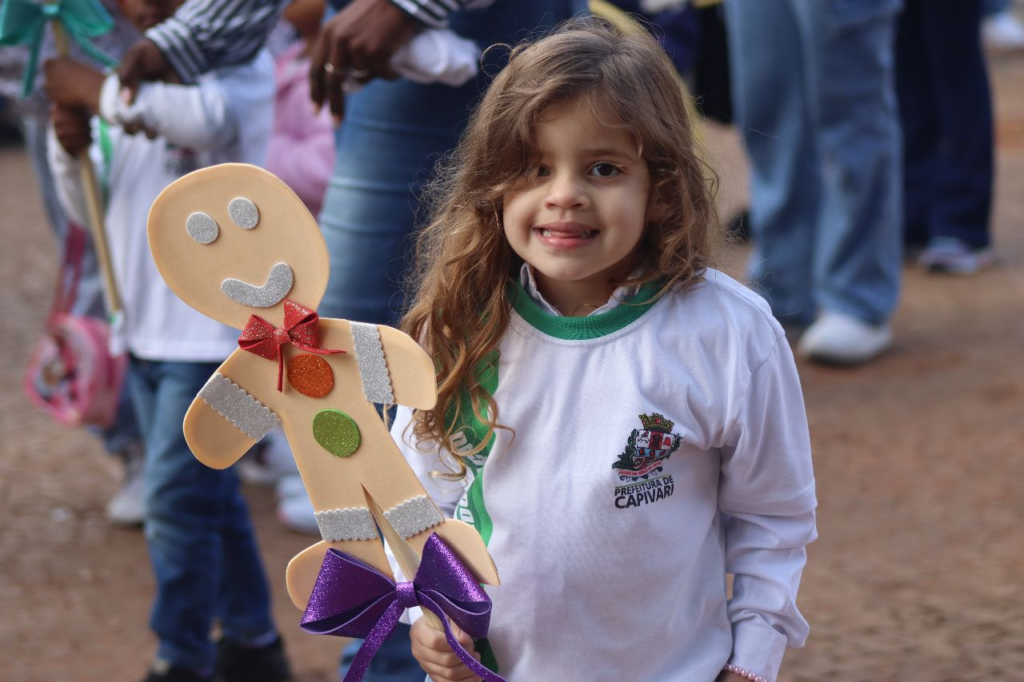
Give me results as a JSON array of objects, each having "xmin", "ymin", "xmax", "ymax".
[
  {"xmin": 725, "ymin": 0, "xmax": 903, "ymax": 326},
  {"xmin": 318, "ymin": 0, "xmax": 586, "ymax": 325},
  {"xmin": 101, "ymin": 387, "xmax": 143, "ymax": 455},
  {"xmin": 897, "ymin": 0, "xmax": 992, "ymax": 249},
  {"xmin": 128, "ymin": 358, "xmax": 276, "ymax": 671}
]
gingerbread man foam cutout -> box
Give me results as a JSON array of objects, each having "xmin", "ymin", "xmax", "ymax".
[{"xmin": 148, "ymin": 163, "xmax": 498, "ymax": 610}]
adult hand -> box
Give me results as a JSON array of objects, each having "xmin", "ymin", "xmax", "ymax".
[
  {"xmin": 410, "ymin": 617, "xmax": 482, "ymax": 682},
  {"xmin": 51, "ymin": 104, "xmax": 92, "ymax": 157},
  {"xmin": 308, "ymin": 0, "xmax": 416, "ymax": 123},
  {"xmin": 43, "ymin": 58, "xmax": 105, "ymax": 114},
  {"xmin": 117, "ymin": 38, "xmax": 170, "ymax": 105}
]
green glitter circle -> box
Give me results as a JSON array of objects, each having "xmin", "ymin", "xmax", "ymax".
[{"xmin": 312, "ymin": 410, "xmax": 361, "ymax": 458}]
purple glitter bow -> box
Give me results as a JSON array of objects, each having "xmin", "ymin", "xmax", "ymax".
[{"xmin": 300, "ymin": 533, "xmax": 505, "ymax": 682}]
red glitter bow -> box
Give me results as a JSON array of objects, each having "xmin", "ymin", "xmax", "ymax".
[{"xmin": 238, "ymin": 299, "xmax": 344, "ymax": 392}]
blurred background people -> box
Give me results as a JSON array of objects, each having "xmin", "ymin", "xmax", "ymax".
[
  {"xmin": 43, "ymin": 0, "xmax": 288, "ymax": 676},
  {"xmin": 312, "ymin": 0, "xmax": 586, "ymax": 327},
  {"xmin": 265, "ymin": 0, "xmax": 336, "ymax": 218},
  {"xmin": 0, "ymin": 0, "xmax": 146, "ymax": 526},
  {"xmin": 723, "ymin": 0, "xmax": 903, "ymax": 366},
  {"xmin": 116, "ymin": 0, "xmax": 285, "ymax": 97},
  {"xmin": 897, "ymin": 0, "xmax": 995, "ymax": 274}
]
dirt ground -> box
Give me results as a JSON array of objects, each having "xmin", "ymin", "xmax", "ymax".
[{"xmin": 3, "ymin": 54, "xmax": 1024, "ymax": 682}]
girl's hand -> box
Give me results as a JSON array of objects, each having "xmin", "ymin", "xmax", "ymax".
[
  {"xmin": 410, "ymin": 617, "xmax": 482, "ymax": 682},
  {"xmin": 50, "ymin": 104, "xmax": 92, "ymax": 157},
  {"xmin": 43, "ymin": 58, "xmax": 104, "ymax": 114}
]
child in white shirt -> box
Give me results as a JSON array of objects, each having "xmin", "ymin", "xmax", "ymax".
[
  {"xmin": 396, "ymin": 18, "xmax": 817, "ymax": 682},
  {"xmin": 43, "ymin": 0, "xmax": 286, "ymax": 679}
]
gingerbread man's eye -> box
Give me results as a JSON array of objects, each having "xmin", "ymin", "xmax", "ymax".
[
  {"xmin": 228, "ymin": 197, "xmax": 259, "ymax": 229},
  {"xmin": 186, "ymin": 212, "xmax": 219, "ymax": 244}
]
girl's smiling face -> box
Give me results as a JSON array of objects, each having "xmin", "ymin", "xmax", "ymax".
[{"xmin": 502, "ymin": 98, "xmax": 652, "ymax": 315}]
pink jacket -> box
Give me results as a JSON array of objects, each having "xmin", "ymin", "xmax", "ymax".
[{"xmin": 265, "ymin": 42, "xmax": 336, "ymax": 217}]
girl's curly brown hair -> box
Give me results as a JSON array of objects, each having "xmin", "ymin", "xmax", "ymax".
[{"xmin": 401, "ymin": 16, "xmax": 717, "ymax": 478}]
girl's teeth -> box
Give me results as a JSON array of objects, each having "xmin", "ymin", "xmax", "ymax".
[{"xmin": 539, "ymin": 229, "xmax": 595, "ymax": 238}]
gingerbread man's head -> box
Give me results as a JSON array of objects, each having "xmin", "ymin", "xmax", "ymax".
[{"xmin": 148, "ymin": 164, "xmax": 330, "ymax": 330}]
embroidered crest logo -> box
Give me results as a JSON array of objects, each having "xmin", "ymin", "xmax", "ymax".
[
  {"xmin": 612, "ymin": 413, "xmax": 682, "ymax": 480},
  {"xmin": 613, "ymin": 413, "xmax": 681, "ymax": 509},
  {"xmin": 606, "ymin": 411, "xmax": 679, "ymax": 507}
]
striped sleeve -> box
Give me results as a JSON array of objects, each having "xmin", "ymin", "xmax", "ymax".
[
  {"xmin": 389, "ymin": 0, "xmax": 497, "ymax": 28},
  {"xmin": 145, "ymin": 0, "xmax": 285, "ymax": 83}
]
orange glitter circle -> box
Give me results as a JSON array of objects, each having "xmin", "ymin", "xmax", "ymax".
[{"xmin": 287, "ymin": 354, "xmax": 334, "ymax": 398}]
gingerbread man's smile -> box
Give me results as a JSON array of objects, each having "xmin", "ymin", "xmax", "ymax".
[{"xmin": 221, "ymin": 262, "xmax": 294, "ymax": 308}]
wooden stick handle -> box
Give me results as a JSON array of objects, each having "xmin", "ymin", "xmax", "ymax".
[
  {"xmin": 51, "ymin": 18, "xmax": 123, "ymax": 315},
  {"xmin": 364, "ymin": 491, "xmax": 444, "ymax": 630}
]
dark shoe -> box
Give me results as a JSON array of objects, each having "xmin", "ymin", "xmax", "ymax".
[
  {"xmin": 142, "ymin": 659, "xmax": 218, "ymax": 682},
  {"xmin": 917, "ymin": 237, "xmax": 994, "ymax": 275},
  {"xmin": 216, "ymin": 636, "xmax": 292, "ymax": 682}
]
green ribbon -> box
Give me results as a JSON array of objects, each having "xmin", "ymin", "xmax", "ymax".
[{"xmin": 0, "ymin": 0, "xmax": 117, "ymax": 98}]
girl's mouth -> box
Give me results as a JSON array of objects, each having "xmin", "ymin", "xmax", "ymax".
[
  {"xmin": 534, "ymin": 222, "xmax": 598, "ymax": 247},
  {"xmin": 538, "ymin": 228, "xmax": 598, "ymax": 238}
]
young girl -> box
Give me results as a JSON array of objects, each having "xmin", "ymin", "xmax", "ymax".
[{"xmin": 394, "ymin": 18, "xmax": 817, "ymax": 682}]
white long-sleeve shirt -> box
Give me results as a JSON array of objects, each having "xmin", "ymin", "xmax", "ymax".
[
  {"xmin": 392, "ymin": 268, "xmax": 817, "ymax": 681},
  {"xmin": 48, "ymin": 52, "xmax": 275, "ymax": 362}
]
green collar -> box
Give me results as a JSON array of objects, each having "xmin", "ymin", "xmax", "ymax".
[{"xmin": 508, "ymin": 279, "xmax": 664, "ymax": 340}]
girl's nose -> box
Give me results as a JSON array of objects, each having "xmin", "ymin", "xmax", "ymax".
[{"xmin": 544, "ymin": 174, "xmax": 589, "ymax": 211}]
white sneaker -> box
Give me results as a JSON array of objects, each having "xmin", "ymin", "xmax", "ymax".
[
  {"xmin": 106, "ymin": 442, "xmax": 145, "ymax": 526},
  {"xmin": 276, "ymin": 473, "xmax": 306, "ymax": 500},
  {"xmin": 983, "ymin": 11, "xmax": 1024, "ymax": 51},
  {"xmin": 276, "ymin": 474, "xmax": 319, "ymax": 536},
  {"xmin": 236, "ymin": 453, "xmax": 280, "ymax": 486},
  {"xmin": 797, "ymin": 312, "xmax": 892, "ymax": 366}
]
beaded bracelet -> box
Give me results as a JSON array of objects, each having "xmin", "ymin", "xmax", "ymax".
[{"xmin": 723, "ymin": 663, "xmax": 771, "ymax": 682}]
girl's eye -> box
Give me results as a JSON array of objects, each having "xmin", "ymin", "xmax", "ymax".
[
  {"xmin": 590, "ymin": 162, "xmax": 621, "ymax": 178},
  {"xmin": 535, "ymin": 165, "xmax": 550, "ymax": 177}
]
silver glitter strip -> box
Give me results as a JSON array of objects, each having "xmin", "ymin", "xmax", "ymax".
[
  {"xmin": 221, "ymin": 262, "xmax": 294, "ymax": 308},
  {"xmin": 228, "ymin": 197, "xmax": 259, "ymax": 230},
  {"xmin": 350, "ymin": 322, "xmax": 394, "ymax": 404},
  {"xmin": 315, "ymin": 507, "xmax": 379, "ymax": 542},
  {"xmin": 198, "ymin": 373, "xmax": 280, "ymax": 441},
  {"xmin": 186, "ymin": 211, "xmax": 219, "ymax": 244},
  {"xmin": 383, "ymin": 496, "xmax": 443, "ymax": 539}
]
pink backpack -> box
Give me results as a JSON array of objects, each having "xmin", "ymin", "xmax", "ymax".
[{"xmin": 23, "ymin": 222, "xmax": 126, "ymax": 428}]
